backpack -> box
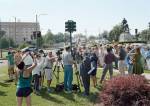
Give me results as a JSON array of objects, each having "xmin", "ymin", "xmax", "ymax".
[{"xmin": 55, "ymin": 83, "xmax": 64, "ymax": 92}]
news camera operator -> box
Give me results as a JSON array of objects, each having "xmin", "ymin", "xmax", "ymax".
[{"xmin": 62, "ymin": 46, "xmax": 76, "ymax": 93}]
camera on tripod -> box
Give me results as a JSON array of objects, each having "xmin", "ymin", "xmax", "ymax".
[{"xmin": 56, "ymin": 48, "xmax": 64, "ymax": 60}]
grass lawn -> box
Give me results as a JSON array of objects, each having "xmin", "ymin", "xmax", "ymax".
[
  {"xmin": 144, "ymin": 70, "xmax": 150, "ymax": 74},
  {"xmin": 0, "ymin": 65, "xmax": 114, "ymax": 106},
  {"xmin": 0, "ymin": 51, "xmax": 8, "ymax": 59}
]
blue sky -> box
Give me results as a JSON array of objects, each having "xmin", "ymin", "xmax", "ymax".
[{"xmin": 0, "ymin": 0, "xmax": 150, "ymax": 35}]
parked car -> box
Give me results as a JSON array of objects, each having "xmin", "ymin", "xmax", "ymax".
[{"xmin": 21, "ymin": 46, "xmax": 38, "ymax": 52}]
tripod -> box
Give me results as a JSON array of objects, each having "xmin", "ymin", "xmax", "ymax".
[{"xmin": 53, "ymin": 58, "xmax": 64, "ymax": 84}]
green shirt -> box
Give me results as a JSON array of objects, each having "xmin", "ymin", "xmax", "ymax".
[{"xmin": 6, "ymin": 54, "xmax": 14, "ymax": 65}]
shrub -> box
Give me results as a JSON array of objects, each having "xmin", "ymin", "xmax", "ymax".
[
  {"xmin": 18, "ymin": 43, "xmax": 29, "ymax": 49},
  {"xmin": 101, "ymin": 75, "xmax": 150, "ymax": 106}
]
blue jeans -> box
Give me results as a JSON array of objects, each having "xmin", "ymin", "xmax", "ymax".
[
  {"xmin": 127, "ymin": 64, "xmax": 133, "ymax": 74},
  {"xmin": 114, "ymin": 57, "xmax": 118, "ymax": 69},
  {"xmin": 33, "ymin": 74, "xmax": 40, "ymax": 91},
  {"xmin": 64, "ymin": 65, "xmax": 73, "ymax": 91}
]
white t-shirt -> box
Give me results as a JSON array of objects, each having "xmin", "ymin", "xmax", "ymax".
[
  {"xmin": 44, "ymin": 56, "xmax": 54, "ymax": 68},
  {"xmin": 32, "ymin": 58, "xmax": 43, "ymax": 75},
  {"xmin": 62, "ymin": 51, "xmax": 73, "ymax": 65}
]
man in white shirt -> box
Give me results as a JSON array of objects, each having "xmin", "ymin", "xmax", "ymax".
[
  {"xmin": 44, "ymin": 51, "xmax": 55, "ymax": 93},
  {"xmin": 62, "ymin": 46, "xmax": 75, "ymax": 93}
]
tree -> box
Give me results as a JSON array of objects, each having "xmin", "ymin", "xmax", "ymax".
[
  {"xmin": 8, "ymin": 37, "xmax": 15, "ymax": 47},
  {"xmin": 54, "ymin": 32, "xmax": 65, "ymax": 43},
  {"xmin": 18, "ymin": 43, "xmax": 29, "ymax": 49},
  {"xmin": 140, "ymin": 29, "xmax": 150, "ymax": 41},
  {"xmin": 43, "ymin": 29, "xmax": 54, "ymax": 46},
  {"xmin": 101, "ymin": 30, "xmax": 109, "ymax": 39},
  {"xmin": 109, "ymin": 24, "xmax": 123, "ymax": 42},
  {"xmin": 88, "ymin": 35, "xmax": 97, "ymax": 41},
  {"xmin": 0, "ymin": 37, "xmax": 9, "ymax": 49},
  {"xmin": 0, "ymin": 30, "xmax": 6, "ymax": 39}
]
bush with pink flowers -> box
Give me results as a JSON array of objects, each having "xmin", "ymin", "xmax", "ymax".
[{"xmin": 101, "ymin": 75, "xmax": 150, "ymax": 106}]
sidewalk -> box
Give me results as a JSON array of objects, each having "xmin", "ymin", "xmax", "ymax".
[{"xmin": 0, "ymin": 60, "xmax": 7, "ymax": 67}]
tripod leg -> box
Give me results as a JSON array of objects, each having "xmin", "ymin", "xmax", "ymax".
[
  {"xmin": 57, "ymin": 66, "xmax": 60, "ymax": 84},
  {"xmin": 76, "ymin": 73, "xmax": 81, "ymax": 92},
  {"xmin": 61, "ymin": 62, "xmax": 64, "ymax": 69}
]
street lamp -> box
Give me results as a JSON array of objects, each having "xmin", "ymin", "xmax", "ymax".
[
  {"xmin": 10, "ymin": 17, "xmax": 17, "ymax": 46},
  {"xmin": 35, "ymin": 14, "xmax": 47, "ymax": 49}
]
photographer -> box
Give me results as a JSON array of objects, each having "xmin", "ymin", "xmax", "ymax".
[
  {"xmin": 44, "ymin": 51, "xmax": 55, "ymax": 93},
  {"xmin": 21, "ymin": 49, "xmax": 34, "ymax": 68},
  {"xmin": 15, "ymin": 52, "xmax": 37, "ymax": 106},
  {"xmin": 80, "ymin": 52, "xmax": 91, "ymax": 96},
  {"xmin": 38, "ymin": 49, "xmax": 47, "ymax": 89},
  {"xmin": 32, "ymin": 54, "xmax": 43, "ymax": 95},
  {"xmin": 62, "ymin": 46, "xmax": 75, "ymax": 93}
]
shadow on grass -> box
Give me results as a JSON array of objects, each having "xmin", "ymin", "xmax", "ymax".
[
  {"xmin": 46, "ymin": 86, "xmax": 76, "ymax": 102},
  {"xmin": 77, "ymin": 91, "xmax": 99, "ymax": 103},
  {"xmin": 0, "ymin": 90, "xmax": 7, "ymax": 96},
  {"xmin": 0, "ymin": 82, "xmax": 10, "ymax": 87},
  {"xmin": 53, "ymin": 91, "xmax": 76, "ymax": 102},
  {"xmin": 40, "ymin": 88, "xmax": 64, "ymax": 105}
]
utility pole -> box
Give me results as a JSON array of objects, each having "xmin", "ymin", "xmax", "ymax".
[
  {"xmin": 0, "ymin": 18, "xmax": 2, "ymax": 58},
  {"xmin": 36, "ymin": 14, "xmax": 38, "ymax": 49},
  {"xmin": 8, "ymin": 19, "xmax": 11, "ymax": 47},
  {"xmin": 35, "ymin": 14, "xmax": 47, "ymax": 49},
  {"xmin": 14, "ymin": 17, "xmax": 16, "ymax": 45}
]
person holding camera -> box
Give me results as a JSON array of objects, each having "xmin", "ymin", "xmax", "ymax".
[
  {"xmin": 15, "ymin": 52, "xmax": 37, "ymax": 106},
  {"xmin": 62, "ymin": 46, "xmax": 75, "ymax": 93},
  {"xmin": 80, "ymin": 52, "xmax": 91, "ymax": 96},
  {"xmin": 21, "ymin": 49, "xmax": 34, "ymax": 68},
  {"xmin": 32, "ymin": 54, "xmax": 43, "ymax": 95},
  {"xmin": 44, "ymin": 51, "xmax": 55, "ymax": 93}
]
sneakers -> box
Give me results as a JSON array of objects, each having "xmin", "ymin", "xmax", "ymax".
[
  {"xmin": 47, "ymin": 88, "xmax": 51, "ymax": 93},
  {"xmin": 39, "ymin": 86, "xmax": 42, "ymax": 90},
  {"xmin": 35, "ymin": 91, "xmax": 40, "ymax": 96},
  {"xmin": 64, "ymin": 89, "xmax": 72, "ymax": 94},
  {"xmin": 47, "ymin": 88, "xmax": 54, "ymax": 93},
  {"xmin": 82, "ymin": 92, "xmax": 89, "ymax": 97}
]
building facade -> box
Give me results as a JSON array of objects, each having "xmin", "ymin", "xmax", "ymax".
[{"xmin": 0, "ymin": 22, "xmax": 40, "ymax": 44}]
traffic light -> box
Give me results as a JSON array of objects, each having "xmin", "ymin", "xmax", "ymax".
[
  {"xmin": 65, "ymin": 20, "xmax": 76, "ymax": 33},
  {"xmin": 32, "ymin": 31, "xmax": 41, "ymax": 39},
  {"xmin": 37, "ymin": 31, "xmax": 41, "ymax": 37}
]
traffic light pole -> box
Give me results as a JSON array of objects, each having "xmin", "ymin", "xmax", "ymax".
[
  {"xmin": 65, "ymin": 20, "xmax": 76, "ymax": 55},
  {"xmin": 70, "ymin": 31, "xmax": 73, "ymax": 55}
]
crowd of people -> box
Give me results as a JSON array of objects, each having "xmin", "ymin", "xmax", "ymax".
[{"xmin": 5, "ymin": 43, "xmax": 150, "ymax": 106}]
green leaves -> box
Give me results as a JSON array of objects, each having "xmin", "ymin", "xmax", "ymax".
[{"xmin": 109, "ymin": 24, "xmax": 123, "ymax": 42}]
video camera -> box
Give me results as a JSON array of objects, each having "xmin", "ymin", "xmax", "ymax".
[
  {"xmin": 56, "ymin": 48, "xmax": 64, "ymax": 60},
  {"xmin": 38, "ymin": 49, "xmax": 47, "ymax": 57}
]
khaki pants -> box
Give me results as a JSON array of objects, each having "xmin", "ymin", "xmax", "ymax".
[
  {"xmin": 118, "ymin": 60, "xmax": 127, "ymax": 75},
  {"xmin": 8, "ymin": 65, "xmax": 14, "ymax": 79}
]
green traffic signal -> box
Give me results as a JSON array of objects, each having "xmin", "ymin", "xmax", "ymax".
[{"xmin": 65, "ymin": 20, "xmax": 76, "ymax": 33}]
